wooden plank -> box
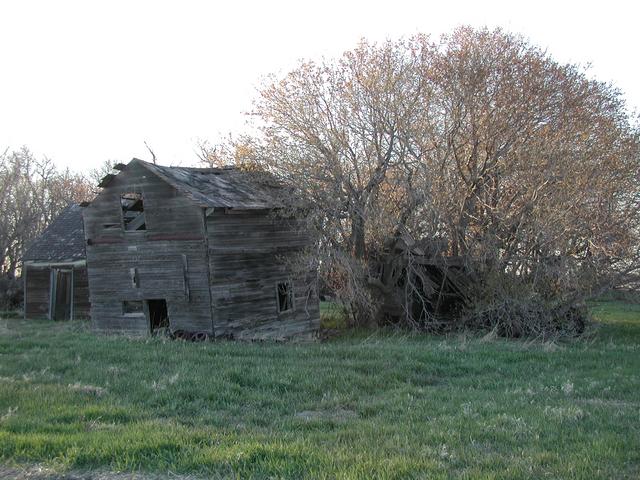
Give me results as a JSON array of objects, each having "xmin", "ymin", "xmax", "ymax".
[
  {"xmin": 182, "ymin": 254, "xmax": 190, "ymax": 301},
  {"xmin": 48, "ymin": 268, "xmax": 55, "ymax": 320},
  {"xmin": 70, "ymin": 267, "xmax": 75, "ymax": 320},
  {"xmin": 201, "ymin": 208, "xmax": 216, "ymax": 335},
  {"xmin": 24, "ymin": 266, "xmax": 51, "ymax": 318},
  {"xmin": 207, "ymin": 209, "xmax": 319, "ymax": 339}
]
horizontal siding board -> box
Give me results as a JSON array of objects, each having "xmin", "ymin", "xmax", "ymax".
[
  {"xmin": 208, "ymin": 210, "xmax": 319, "ymax": 339},
  {"xmin": 24, "ymin": 265, "xmax": 91, "ymax": 320},
  {"xmin": 73, "ymin": 266, "xmax": 91, "ymax": 319},
  {"xmin": 25, "ymin": 266, "xmax": 50, "ymax": 317}
]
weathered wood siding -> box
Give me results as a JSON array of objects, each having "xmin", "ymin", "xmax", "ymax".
[
  {"xmin": 24, "ymin": 264, "xmax": 90, "ymax": 319},
  {"xmin": 83, "ymin": 162, "xmax": 212, "ymax": 334},
  {"xmin": 207, "ymin": 209, "xmax": 320, "ymax": 339},
  {"xmin": 24, "ymin": 266, "xmax": 50, "ymax": 318},
  {"xmin": 72, "ymin": 267, "xmax": 91, "ymax": 319}
]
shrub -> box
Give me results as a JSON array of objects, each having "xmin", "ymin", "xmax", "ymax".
[{"xmin": 0, "ymin": 276, "xmax": 23, "ymax": 312}]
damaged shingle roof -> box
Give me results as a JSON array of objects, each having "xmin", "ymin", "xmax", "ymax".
[
  {"xmin": 135, "ymin": 159, "xmax": 283, "ymax": 209},
  {"xmin": 22, "ymin": 204, "xmax": 86, "ymax": 262}
]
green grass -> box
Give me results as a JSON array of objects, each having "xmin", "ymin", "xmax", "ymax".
[
  {"xmin": 0, "ymin": 301, "xmax": 639, "ymax": 479},
  {"xmin": 319, "ymin": 301, "xmax": 349, "ymax": 329}
]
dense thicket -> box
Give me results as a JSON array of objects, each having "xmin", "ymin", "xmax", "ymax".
[{"xmin": 207, "ymin": 27, "xmax": 640, "ymax": 336}]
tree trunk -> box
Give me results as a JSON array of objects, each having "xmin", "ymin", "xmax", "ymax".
[{"xmin": 351, "ymin": 214, "xmax": 366, "ymax": 259}]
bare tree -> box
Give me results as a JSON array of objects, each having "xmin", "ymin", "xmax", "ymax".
[
  {"xmin": 203, "ymin": 39, "xmax": 433, "ymax": 322},
  {"xmin": 144, "ymin": 141, "xmax": 157, "ymax": 165},
  {"xmin": 89, "ymin": 159, "xmax": 119, "ymax": 188},
  {"xmin": 412, "ymin": 28, "xmax": 640, "ymax": 335},
  {"xmin": 0, "ymin": 147, "xmax": 93, "ymax": 278},
  {"xmin": 206, "ymin": 27, "xmax": 640, "ymax": 336}
]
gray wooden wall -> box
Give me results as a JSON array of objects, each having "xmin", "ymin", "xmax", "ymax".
[
  {"xmin": 73, "ymin": 267, "xmax": 91, "ymax": 318},
  {"xmin": 207, "ymin": 209, "xmax": 320, "ymax": 339},
  {"xmin": 24, "ymin": 264, "xmax": 90, "ymax": 319},
  {"xmin": 24, "ymin": 266, "xmax": 49, "ymax": 318},
  {"xmin": 83, "ymin": 162, "xmax": 212, "ymax": 334},
  {"xmin": 84, "ymin": 162, "xmax": 319, "ymax": 339}
]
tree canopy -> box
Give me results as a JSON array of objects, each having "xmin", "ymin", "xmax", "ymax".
[{"xmin": 205, "ymin": 27, "xmax": 640, "ymax": 336}]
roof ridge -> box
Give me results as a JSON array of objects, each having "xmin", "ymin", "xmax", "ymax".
[
  {"xmin": 132, "ymin": 158, "xmax": 236, "ymax": 172},
  {"xmin": 129, "ymin": 158, "xmax": 282, "ymax": 209}
]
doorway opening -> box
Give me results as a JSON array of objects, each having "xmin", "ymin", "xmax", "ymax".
[
  {"xmin": 50, "ymin": 268, "xmax": 73, "ymax": 320},
  {"xmin": 147, "ymin": 299, "xmax": 169, "ymax": 333}
]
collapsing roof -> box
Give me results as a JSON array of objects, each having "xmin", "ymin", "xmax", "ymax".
[
  {"xmin": 22, "ymin": 204, "xmax": 86, "ymax": 263},
  {"xmin": 98, "ymin": 159, "xmax": 285, "ymax": 210}
]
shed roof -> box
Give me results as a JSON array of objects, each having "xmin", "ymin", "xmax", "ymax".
[
  {"xmin": 22, "ymin": 204, "xmax": 86, "ymax": 263},
  {"xmin": 133, "ymin": 159, "xmax": 283, "ymax": 209}
]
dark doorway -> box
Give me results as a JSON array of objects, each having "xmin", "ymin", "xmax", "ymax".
[
  {"xmin": 147, "ymin": 299, "xmax": 169, "ymax": 332},
  {"xmin": 51, "ymin": 269, "xmax": 72, "ymax": 320}
]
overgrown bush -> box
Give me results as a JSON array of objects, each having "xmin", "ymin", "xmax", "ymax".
[
  {"xmin": 0, "ymin": 276, "xmax": 23, "ymax": 312},
  {"xmin": 462, "ymin": 298, "xmax": 587, "ymax": 339}
]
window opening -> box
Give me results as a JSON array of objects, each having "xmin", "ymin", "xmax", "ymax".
[
  {"xmin": 276, "ymin": 281, "xmax": 294, "ymax": 313},
  {"xmin": 121, "ymin": 193, "xmax": 146, "ymax": 231},
  {"xmin": 123, "ymin": 300, "xmax": 144, "ymax": 316}
]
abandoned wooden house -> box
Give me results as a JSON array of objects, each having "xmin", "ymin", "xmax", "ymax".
[
  {"xmin": 22, "ymin": 203, "xmax": 90, "ymax": 320},
  {"xmin": 82, "ymin": 158, "xmax": 319, "ymax": 339}
]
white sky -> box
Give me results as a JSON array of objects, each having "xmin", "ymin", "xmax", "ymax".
[{"xmin": 0, "ymin": 0, "xmax": 638, "ymax": 172}]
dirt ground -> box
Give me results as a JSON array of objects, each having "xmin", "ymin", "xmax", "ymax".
[{"xmin": 0, "ymin": 465, "xmax": 204, "ymax": 480}]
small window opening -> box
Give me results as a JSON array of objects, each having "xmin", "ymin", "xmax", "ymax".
[
  {"xmin": 121, "ymin": 193, "xmax": 146, "ymax": 231},
  {"xmin": 276, "ymin": 281, "xmax": 294, "ymax": 313},
  {"xmin": 123, "ymin": 300, "xmax": 144, "ymax": 316},
  {"xmin": 130, "ymin": 267, "xmax": 139, "ymax": 288},
  {"xmin": 147, "ymin": 299, "xmax": 169, "ymax": 333}
]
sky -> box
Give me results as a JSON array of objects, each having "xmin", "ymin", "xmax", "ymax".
[{"xmin": 0, "ymin": 0, "xmax": 638, "ymax": 172}]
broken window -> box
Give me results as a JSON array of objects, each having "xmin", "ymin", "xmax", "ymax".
[
  {"xmin": 121, "ymin": 193, "xmax": 146, "ymax": 231},
  {"xmin": 122, "ymin": 300, "xmax": 144, "ymax": 316},
  {"xmin": 130, "ymin": 267, "xmax": 139, "ymax": 288},
  {"xmin": 276, "ymin": 281, "xmax": 294, "ymax": 313}
]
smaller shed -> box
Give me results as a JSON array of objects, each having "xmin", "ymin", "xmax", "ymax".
[{"xmin": 22, "ymin": 204, "xmax": 90, "ymax": 320}]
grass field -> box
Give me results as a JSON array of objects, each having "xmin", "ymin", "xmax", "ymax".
[{"xmin": 0, "ymin": 301, "xmax": 639, "ymax": 479}]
